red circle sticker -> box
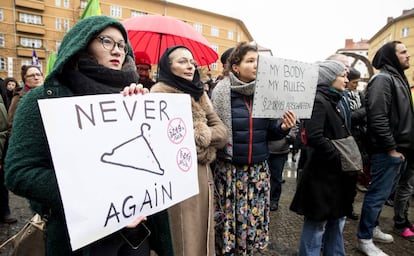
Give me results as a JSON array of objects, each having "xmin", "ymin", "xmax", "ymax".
[
  {"xmin": 167, "ymin": 117, "xmax": 187, "ymax": 144},
  {"xmin": 176, "ymin": 147, "xmax": 192, "ymax": 172}
]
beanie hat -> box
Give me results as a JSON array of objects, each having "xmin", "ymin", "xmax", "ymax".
[
  {"xmin": 45, "ymin": 15, "xmax": 133, "ymax": 84},
  {"xmin": 317, "ymin": 60, "xmax": 346, "ymax": 85},
  {"xmin": 347, "ymin": 67, "xmax": 361, "ymax": 81},
  {"xmin": 134, "ymin": 51, "xmax": 152, "ymax": 67},
  {"xmin": 220, "ymin": 47, "xmax": 234, "ymax": 65}
]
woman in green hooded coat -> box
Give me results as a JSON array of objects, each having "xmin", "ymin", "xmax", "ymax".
[{"xmin": 4, "ymin": 15, "xmax": 173, "ymax": 256}]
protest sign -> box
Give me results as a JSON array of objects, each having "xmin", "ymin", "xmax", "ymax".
[
  {"xmin": 252, "ymin": 55, "xmax": 319, "ymax": 118},
  {"xmin": 38, "ymin": 93, "xmax": 198, "ymax": 250}
]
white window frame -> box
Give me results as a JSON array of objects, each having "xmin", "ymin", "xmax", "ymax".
[
  {"xmin": 110, "ymin": 5, "xmax": 122, "ymax": 18},
  {"xmin": 20, "ymin": 37, "xmax": 42, "ymax": 48},
  {"xmin": 0, "ymin": 34, "xmax": 4, "ymax": 47},
  {"xmin": 0, "ymin": 57, "xmax": 6, "ymax": 70},
  {"xmin": 19, "ymin": 13, "xmax": 42, "ymax": 25},
  {"xmin": 193, "ymin": 23, "xmax": 202, "ymax": 33},
  {"xmin": 211, "ymin": 26, "xmax": 219, "ymax": 37}
]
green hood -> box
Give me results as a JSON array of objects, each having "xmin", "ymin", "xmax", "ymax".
[{"xmin": 45, "ymin": 15, "xmax": 134, "ymax": 85}]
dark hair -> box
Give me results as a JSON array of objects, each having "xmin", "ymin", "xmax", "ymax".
[
  {"xmin": 347, "ymin": 67, "xmax": 361, "ymax": 81},
  {"xmin": 227, "ymin": 42, "xmax": 258, "ymax": 76},
  {"xmin": 21, "ymin": 65, "xmax": 42, "ymax": 82}
]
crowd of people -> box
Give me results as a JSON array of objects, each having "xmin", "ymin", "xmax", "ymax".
[{"xmin": 1, "ymin": 14, "xmax": 414, "ymax": 256}]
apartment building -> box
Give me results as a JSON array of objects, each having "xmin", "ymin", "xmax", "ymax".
[{"xmin": 0, "ymin": 0, "xmax": 254, "ymax": 80}]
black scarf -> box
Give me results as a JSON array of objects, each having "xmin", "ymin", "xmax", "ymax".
[
  {"xmin": 60, "ymin": 55, "xmax": 139, "ymax": 95},
  {"xmin": 157, "ymin": 46, "xmax": 204, "ymax": 101}
]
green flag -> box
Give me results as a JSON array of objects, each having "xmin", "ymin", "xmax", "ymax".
[
  {"xmin": 45, "ymin": 51, "xmax": 57, "ymax": 78},
  {"xmin": 80, "ymin": 0, "xmax": 102, "ymax": 19}
]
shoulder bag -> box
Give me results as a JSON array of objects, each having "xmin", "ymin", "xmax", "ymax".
[
  {"xmin": 0, "ymin": 213, "xmax": 46, "ymax": 256},
  {"xmin": 331, "ymin": 135, "xmax": 363, "ymax": 172}
]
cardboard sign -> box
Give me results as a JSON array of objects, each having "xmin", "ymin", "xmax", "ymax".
[
  {"xmin": 253, "ymin": 55, "xmax": 319, "ymax": 118},
  {"xmin": 38, "ymin": 93, "xmax": 198, "ymax": 250}
]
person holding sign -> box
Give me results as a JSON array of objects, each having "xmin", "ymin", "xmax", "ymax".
[
  {"xmin": 149, "ymin": 45, "xmax": 228, "ymax": 256},
  {"xmin": 211, "ymin": 41, "xmax": 296, "ymax": 255},
  {"xmin": 4, "ymin": 16, "xmax": 172, "ymax": 256},
  {"xmin": 290, "ymin": 60, "xmax": 354, "ymax": 256}
]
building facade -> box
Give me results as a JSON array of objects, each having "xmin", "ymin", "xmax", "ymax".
[
  {"xmin": 369, "ymin": 8, "xmax": 414, "ymax": 83},
  {"xmin": 0, "ymin": 0, "xmax": 254, "ymax": 81}
]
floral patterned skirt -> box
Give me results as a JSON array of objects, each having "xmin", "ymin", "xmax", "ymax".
[{"xmin": 214, "ymin": 160, "xmax": 270, "ymax": 256}]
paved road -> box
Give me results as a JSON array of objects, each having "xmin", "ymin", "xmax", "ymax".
[{"xmin": 1, "ymin": 155, "xmax": 413, "ymax": 255}]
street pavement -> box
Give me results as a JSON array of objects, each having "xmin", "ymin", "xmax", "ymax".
[{"xmin": 1, "ymin": 154, "xmax": 413, "ymax": 255}]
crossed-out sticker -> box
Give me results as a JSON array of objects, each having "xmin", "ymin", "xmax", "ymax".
[
  {"xmin": 167, "ymin": 117, "xmax": 193, "ymax": 172},
  {"xmin": 167, "ymin": 117, "xmax": 187, "ymax": 144}
]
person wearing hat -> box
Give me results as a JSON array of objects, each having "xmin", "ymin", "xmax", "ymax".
[
  {"xmin": 134, "ymin": 51, "xmax": 155, "ymax": 90},
  {"xmin": 4, "ymin": 15, "xmax": 172, "ymax": 256},
  {"xmin": 290, "ymin": 60, "xmax": 353, "ymax": 255}
]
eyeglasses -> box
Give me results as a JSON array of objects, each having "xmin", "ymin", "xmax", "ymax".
[
  {"xmin": 95, "ymin": 36, "xmax": 128, "ymax": 54},
  {"xmin": 25, "ymin": 73, "xmax": 43, "ymax": 79}
]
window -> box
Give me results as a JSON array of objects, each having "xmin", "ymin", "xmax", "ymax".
[
  {"xmin": 80, "ymin": 0, "xmax": 87, "ymax": 9},
  {"xmin": 56, "ymin": 18, "xmax": 62, "ymax": 30},
  {"xmin": 0, "ymin": 34, "xmax": 4, "ymax": 47},
  {"xmin": 20, "ymin": 37, "xmax": 42, "ymax": 48},
  {"xmin": 63, "ymin": 19, "xmax": 70, "ymax": 32},
  {"xmin": 211, "ymin": 44, "xmax": 218, "ymax": 53},
  {"xmin": 211, "ymin": 26, "xmax": 219, "ymax": 37},
  {"xmin": 0, "ymin": 9, "xmax": 3, "ymax": 21},
  {"xmin": 110, "ymin": 5, "xmax": 122, "ymax": 18},
  {"xmin": 22, "ymin": 59, "xmax": 42, "ymax": 68},
  {"xmin": 63, "ymin": 0, "xmax": 70, "ymax": 8},
  {"xmin": 19, "ymin": 13, "xmax": 42, "ymax": 25},
  {"xmin": 131, "ymin": 10, "xmax": 146, "ymax": 17},
  {"xmin": 402, "ymin": 27, "xmax": 409, "ymax": 37},
  {"xmin": 0, "ymin": 57, "xmax": 6, "ymax": 70},
  {"xmin": 55, "ymin": 0, "xmax": 61, "ymax": 7},
  {"xmin": 227, "ymin": 31, "xmax": 234, "ymax": 40},
  {"xmin": 193, "ymin": 23, "xmax": 202, "ymax": 33}
]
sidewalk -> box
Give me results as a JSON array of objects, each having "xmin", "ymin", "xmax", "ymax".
[{"xmin": 1, "ymin": 156, "xmax": 413, "ymax": 255}]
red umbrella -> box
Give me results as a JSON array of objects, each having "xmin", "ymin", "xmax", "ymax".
[{"xmin": 123, "ymin": 15, "xmax": 218, "ymax": 66}]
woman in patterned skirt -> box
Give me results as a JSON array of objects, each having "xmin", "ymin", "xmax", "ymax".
[{"xmin": 211, "ymin": 41, "xmax": 296, "ymax": 255}]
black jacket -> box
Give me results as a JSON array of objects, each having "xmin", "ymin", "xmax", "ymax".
[
  {"xmin": 290, "ymin": 86, "xmax": 354, "ymax": 221},
  {"xmin": 365, "ymin": 65, "xmax": 414, "ymax": 153},
  {"xmin": 230, "ymin": 92, "xmax": 286, "ymax": 165}
]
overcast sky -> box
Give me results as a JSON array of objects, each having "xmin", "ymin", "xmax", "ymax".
[{"xmin": 170, "ymin": 0, "xmax": 414, "ymax": 63}]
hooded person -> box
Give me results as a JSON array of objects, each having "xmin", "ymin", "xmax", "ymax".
[
  {"xmin": 356, "ymin": 40, "xmax": 414, "ymax": 255},
  {"xmin": 4, "ymin": 15, "xmax": 172, "ymax": 256},
  {"xmin": 151, "ymin": 45, "xmax": 228, "ymax": 256}
]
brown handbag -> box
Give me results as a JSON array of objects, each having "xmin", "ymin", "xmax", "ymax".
[{"xmin": 0, "ymin": 214, "xmax": 46, "ymax": 256}]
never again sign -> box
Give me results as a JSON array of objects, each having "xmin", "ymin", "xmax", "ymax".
[
  {"xmin": 252, "ymin": 55, "xmax": 319, "ymax": 118},
  {"xmin": 38, "ymin": 93, "xmax": 198, "ymax": 251}
]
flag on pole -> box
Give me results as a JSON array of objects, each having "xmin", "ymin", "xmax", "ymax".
[
  {"xmin": 45, "ymin": 51, "xmax": 57, "ymax": 78},
  {"xmin": 80, "ymin": 0, "xmax": 102, "ymax": 19},
  {"xmin": 32, "ymin": 44, "xmax": 39, "ymax": 67}
]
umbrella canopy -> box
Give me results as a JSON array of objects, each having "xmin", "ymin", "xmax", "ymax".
[{"xmin": 123, "ymin": 15, "xmax": 218, "ymax": 66}]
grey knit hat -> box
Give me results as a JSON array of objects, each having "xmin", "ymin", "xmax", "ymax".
[{"xmin": 317, "ymin": 60, "xmax": 346, "ymax": 85}]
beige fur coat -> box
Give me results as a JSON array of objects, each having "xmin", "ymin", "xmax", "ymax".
[{"xmin": 151, "ymin": 82, "xmax": 228, "ymax": 256}]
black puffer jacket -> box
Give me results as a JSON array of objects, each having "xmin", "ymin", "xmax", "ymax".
[
  {"xmin": 230, "ymin": 92, "xmax": 286, "ymax": 165},
  {"xmin": 365, "ymin": 65, "xmax": 414, "ymax": 153}
]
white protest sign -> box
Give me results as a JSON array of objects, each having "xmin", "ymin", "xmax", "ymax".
[
  {"xmin": 253, "ymin": 55, "xmax": 319, "ymax": 118},
  {"xmin": 38, "ymin": 93, "xmax": 198, "ymax": 251}
]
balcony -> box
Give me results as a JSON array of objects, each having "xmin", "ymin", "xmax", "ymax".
[
  {"xmin": 16, "ymin": 22, "xmax": 45, "ymax": 35},
  {"xmin": 17, "ymin": 47, "xmax": 46, "ymax": 59},
  {"xmin": 15, "ymin": 0, "xmax": 45, "ymax": 11}
]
